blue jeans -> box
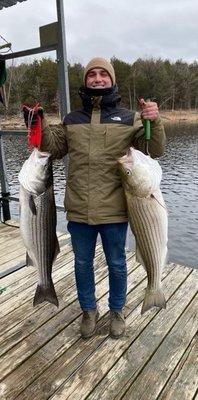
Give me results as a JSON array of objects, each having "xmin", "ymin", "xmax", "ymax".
[{"xmin": 67, "ymin": 221, "xmax": 128, "ymax": 312}]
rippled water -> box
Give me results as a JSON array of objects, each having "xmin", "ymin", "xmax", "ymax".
[{"xmin": 1, "ymin": 123, "xmax": 198, "ymax": 268}]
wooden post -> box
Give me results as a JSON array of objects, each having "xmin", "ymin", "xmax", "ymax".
[
  {"xmin": 56, "ymin": 0, "xmax": 70, "ymax": 118},
  {"xmin": 0, "ymin": 134, "xmax": 11, "ymax": 221}
]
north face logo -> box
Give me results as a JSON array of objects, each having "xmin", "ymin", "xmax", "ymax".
[{"xmin": 111, "ymin": 116, "xmax": 121, "ymax": 121}]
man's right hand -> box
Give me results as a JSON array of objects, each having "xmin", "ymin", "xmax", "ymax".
[{"xmin": 22, "ymin": 105, "xmax": 44, "ymax": 128}]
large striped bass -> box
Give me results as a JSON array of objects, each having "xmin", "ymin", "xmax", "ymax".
[
  {"xmin": 118, "ymin": 147, "xmax": 168, "ymax": 314},
  {"xmin": 18, "ymin": 148, "xmax": 60, "ymax": 307}
]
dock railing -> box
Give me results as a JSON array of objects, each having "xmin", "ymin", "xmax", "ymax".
[
  {"xmin": 0, "ymin": 130, "xmax": 65, "ymax": 222},
  {"xmin": 0, "ymin": 0, "xmax": 70, "ymax": 221},
  {"xmin": 0, "ymin": 0, "xmax": 70, "ymax": 115}
]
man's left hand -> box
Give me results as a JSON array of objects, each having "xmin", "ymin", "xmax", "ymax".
[{"xmin": 139, "ymin": 99, "xmax": 159, "ymax": 121}]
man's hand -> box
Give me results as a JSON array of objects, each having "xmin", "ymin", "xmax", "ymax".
[
  {"xmin": 138, "ymin": 98, "xmax": 159, "ymax": 121},
  {"xmin": 23, "ymin": 105, "xmax": 44, "ymax": 128}
]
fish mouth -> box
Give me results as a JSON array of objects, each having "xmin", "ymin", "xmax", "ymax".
[{"xmin": 118, "ymin": 154, "xmax": 128, "ymax": 163}]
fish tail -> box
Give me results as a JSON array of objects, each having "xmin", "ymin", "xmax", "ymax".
[
  {"xmin": 33, "ymin": 283, "xmax": 59, "ymax": 307},
  {"xmin": 141, "ymin": 288, "xmax": 166, "ymax": 315}
]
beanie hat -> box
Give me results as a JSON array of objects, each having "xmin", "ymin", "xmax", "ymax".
[{"xmin": 83, "ymin": 57, "xmax": 116, "ymax": 86}]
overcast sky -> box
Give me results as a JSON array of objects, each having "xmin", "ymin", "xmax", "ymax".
[{"xmin": 0, "ymin": 0, "xmax": 197, "ymax": 66}]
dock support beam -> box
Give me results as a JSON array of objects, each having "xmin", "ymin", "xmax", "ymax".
[
  {"xmin": 0, "ymin": 135, "xmax": 11, "ymax": 221},
  {"xmin": 56, "ymin": 0, "xmax": 70, "ymax": 119}
]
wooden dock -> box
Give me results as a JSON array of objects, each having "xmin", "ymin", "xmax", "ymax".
[{"xmin": 0, "ymin": 221, "xmax": 197, "ymax": 400}]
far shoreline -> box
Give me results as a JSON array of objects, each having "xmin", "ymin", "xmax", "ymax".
[
  {"xmin": 159, "ymin": 110, "xmax": 198, "ymax": 124},
  {"xmin": 0, "ymin": 109, "xmax": 198, "ymax": 129}
]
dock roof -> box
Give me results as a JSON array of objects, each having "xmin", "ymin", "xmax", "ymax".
[{"xmin": 0, "ymin": 0, "xmax": 27, "ymax": 10}]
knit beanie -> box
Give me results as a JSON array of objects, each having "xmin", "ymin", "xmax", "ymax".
[{"xmin": 83, "ymin": 57, "xmax": 116, "ymax": 86}]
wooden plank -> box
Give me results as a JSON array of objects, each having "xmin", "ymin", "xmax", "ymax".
[
  {"xmin": 84, "ymin": 269, "xmax": 197, "ymax": 400},
  {"xmin": 1, "ymin": 263, "xmax": 186, "ymax": 400},
  {"xmin": 0, "ymin": 238, "xmax": 25, "ymax": 256},
  {"xmin": 0, "ymin": 245, "xmax": 31, "ymax": 265},
  {"xmin": 0, "ymin": 261, "xmax": 28, "ymax": 279},
  {"xmin": 0, "ymin": 231, "xmax": 69, "ymax": 261},
  {"xmin": 0, "ymin": 220, "xmax": 20, "ymax": 228},
  {"xmin": 0, "ymin": 245, "xmax": 103, "ymax": 336},
  {"xmin": 0, "ymin": 242, "xmax": 74, "ymax": 297},
  {"xmin": 0, "ymin": 249, "xmax": 118, "ymax": 354},
  {"xmin": 0, "ymin": 224, "xmax": 19, "ymax": 234},
  {"xmin": 0, "ymin": 227, "xmax": 66, "ymax": 253},
  {"xmin": 0, "ymin": 259, "xmax": 139, "ymax": 377},
  {"xmin": 0, "ymin": 241, "xmax": 100, "ymax": 292},
  {"xmin": 0, "ymin": 231, "xmax": 69, "ymax": 269},
  {"xmin": 0, "ymin": 260, "xmax": 148, "ymax": 399},
  {"xmin": 0, "ymin": 254, "xmax": 80, "ymax": 320},
  {"xmin": 0, "ymin": 229, "xmax": 21, "ymax": 245},
  {"xmin": 0, "ymin": 245, "xmax": 71, "ymax": 281},
  {"xmin": 0, "ymin": 230, "xmax": 22, "ymax": 244},
  {"xmin": 46, "ymin": 267, "xmax": 196, "ymax": 400},
  {"xmin": 0, "ymin": 220, "xmax": 66, "ymax": 234},
  {"xmin": 0, "ymin": 223, "xmax": 20, "ymax": 238},
  {"xmin": 0, "ymin": 223, "xmax": 19, "ymax": 234},
  {"xmin": 0, "ymin": 253, "xmax": 27, "ymax": 271},
  {"xmin": 0, "ymin": 238, "xmax": 77, "ymax": 294},
  {"xmin": 0, "ymin": 249, "xmax": 73, "ymax": 304},
  {"xmin": 0, "ymin": 237, "xmax": 73, "ymax": 288},
  {"xmin": 158, "ymin": 335, "xmax": 198, "ymax": 400},
  {"xmin": 0, "ymin": 251, "xmax": 27, "ymax": 271},
  {"xmin": 121, "ymin": 298, "xmax": 198, "ymax": 400},
  {"xmin": 0, "ymin": 258, "xmax": 140, "ymax": 399},
  {"xmin": 0, "ymin": 244, "xmax": 100, "ymax": 310},
  {"xmin": 0, "ymin": 248, "xmax": 103, "ymax": 306}
]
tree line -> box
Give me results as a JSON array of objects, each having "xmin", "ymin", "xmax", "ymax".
[{"xmin": 1, "ymin": 56, "xmax": 198, "ymax": 115}]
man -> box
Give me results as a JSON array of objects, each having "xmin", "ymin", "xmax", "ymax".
[{"xmin": 25, "ymin": 57, "xmax": 166, "ymax": 339}]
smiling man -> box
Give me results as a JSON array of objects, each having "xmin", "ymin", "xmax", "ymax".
[
  {"xmin": 26, "ymin": 57, "xmax": 166, "ymax": 339},
  {"xmin": 86, "ymin": 68, "xmax": 112, "ymax": 88}
]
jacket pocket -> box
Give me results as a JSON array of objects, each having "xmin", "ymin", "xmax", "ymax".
[{"xmin": 105, "ymin": 124, "xmax": 132, "ymax": 156}]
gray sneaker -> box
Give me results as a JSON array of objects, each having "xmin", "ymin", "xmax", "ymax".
[
  {"xmin": 110, "ymin": 311, "xmax": 126, "ymax": 338},
  {"xmin": 80, "ymin": 309, "xmax": 99, "ymax": 339}
]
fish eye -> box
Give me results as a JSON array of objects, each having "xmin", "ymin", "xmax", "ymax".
[{"xmin": 126, "ymin": 170, "xmax": 131, "ymax": 175}]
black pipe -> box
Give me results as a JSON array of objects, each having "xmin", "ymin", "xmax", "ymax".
[{"xmin": 1, "ymin": 192, "xmax": 11, "ymax": 221}]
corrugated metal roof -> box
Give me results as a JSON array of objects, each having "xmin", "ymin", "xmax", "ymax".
[{"xmin": 0, "ymin": 0, "xmax": 27, "ymax": 10}]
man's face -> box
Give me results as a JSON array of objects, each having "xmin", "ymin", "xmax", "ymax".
[{"xmin": 86, "ymin": 68, "xmax": 112, "ymax": 88}]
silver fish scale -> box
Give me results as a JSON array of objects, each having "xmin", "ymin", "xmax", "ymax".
[
  {"xmin": 19, "ymin": 149, "xmax": 59, "ymax": 307},
  {"xmin": 118, "ymin": 148, "xmax": 167, "ymax": 313},
  {"xmin": 30, "ymin": 186, "xmax": 57, "ymax": 287},
  {"xmin": 126, "ymin": 193, "xmax": 167, "ymax": 290}
]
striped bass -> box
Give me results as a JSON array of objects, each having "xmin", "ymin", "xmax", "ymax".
[
  {"xmin": 18, "ymin": 148, "xmax": 60, "ymax": 307},
  {"xmin": 118, "ymin": 147, "xmax": 168, "ymax": 314}
]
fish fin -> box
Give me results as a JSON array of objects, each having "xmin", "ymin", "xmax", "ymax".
[
  {"xmin": 29, "ymin": 195, "xmax": 37, "ymax": 215},
  {"xmin": 151, "ymin": 191, "xmax": 168, "ymax": 213},
  {"xmin": 141, "ymin": 288, "xmax": 166, "ymax": 315},
  {"xmin": 33, "ymin": 283, "xmax": 59, "ymax": 307},
  {"xmin": 26, "ymin": 252, "xmax": 35, "ymax": 267}
]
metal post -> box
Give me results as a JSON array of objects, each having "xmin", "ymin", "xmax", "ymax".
[
  {"xmin": 0, "ymin": 134, "xmax": 11, "ymax": 221},
  {"xmin": 56, "ymin": 0, "xmax": 70, "ymax": 119}
]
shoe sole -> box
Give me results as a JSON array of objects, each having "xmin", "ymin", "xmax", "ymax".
[
  {"xmin": 110, "ymin": 333, "xmax": 125, "ymax": 339},
  {"xmin": 110, "ymin": 327, "xmax": 126, "ymax": 339}
]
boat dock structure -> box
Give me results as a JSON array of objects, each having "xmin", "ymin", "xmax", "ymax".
[{"xmin": 0, "ymin": 220, "xmax": 197, "ymax": 400}]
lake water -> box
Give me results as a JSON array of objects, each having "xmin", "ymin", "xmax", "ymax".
[{"xmin": 1, "ymin": 122, "xmax": 198, "ymax": 269}]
